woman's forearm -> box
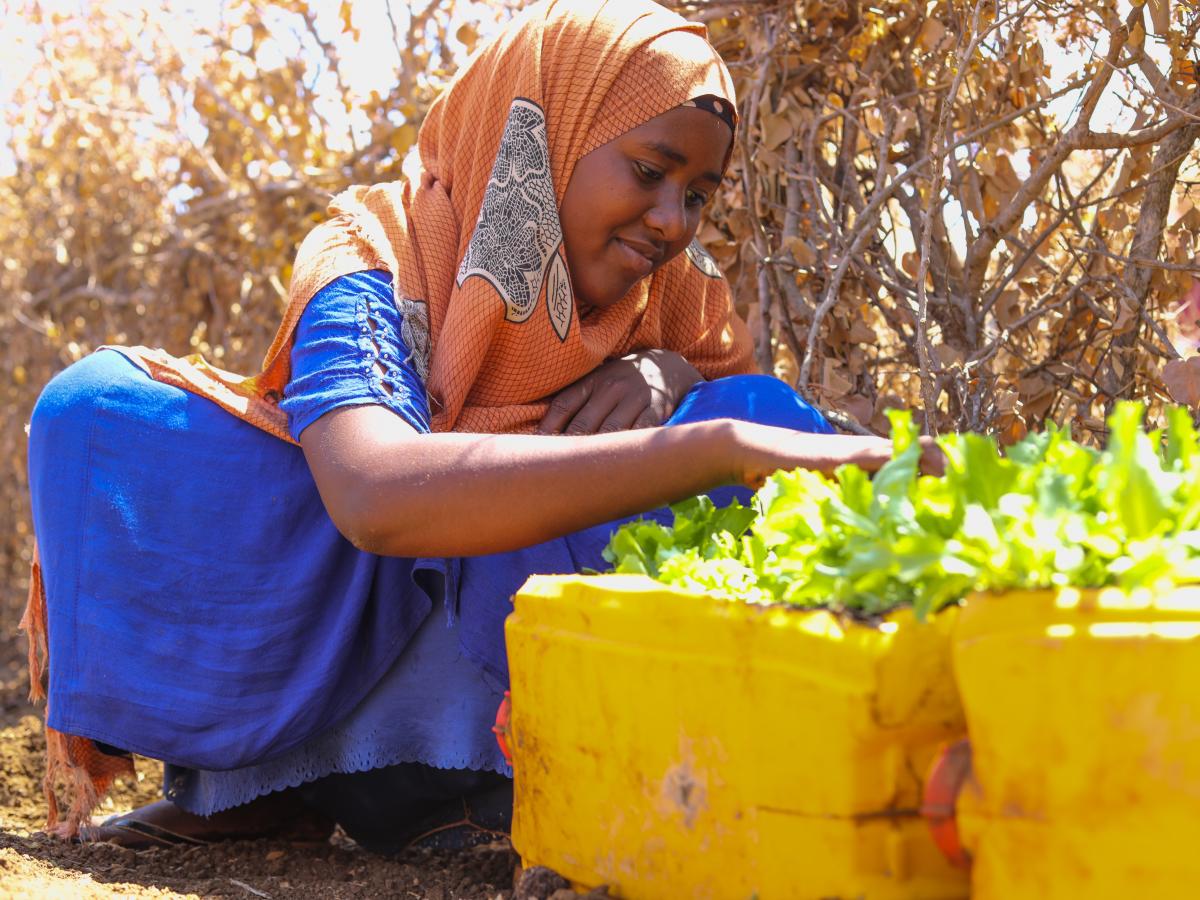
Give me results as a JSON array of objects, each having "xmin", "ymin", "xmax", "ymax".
[
  {"xmin": 300, "ymin": 404, "xmax": 908, "ymax": 558},
  {"xmin": 302, "ymin": 407, "xmax": 737, "ymax": 556}
]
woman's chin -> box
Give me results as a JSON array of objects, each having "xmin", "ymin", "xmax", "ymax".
[{"xmin": 575, "ymin": 281, "xmax": 645, "ymax": 315}]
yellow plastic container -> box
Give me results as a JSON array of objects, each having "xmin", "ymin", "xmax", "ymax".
[
  {"xmin": 953, "ymin": 586, "xmax": 1200, "ymax": 899},
  {"xmin": 505, "ymin": 574, "xmax": 969, "ymax": 899}
]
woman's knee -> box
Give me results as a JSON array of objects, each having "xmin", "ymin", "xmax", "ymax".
[
  {"xmin": 28, "ymin": 349, "xmax": 183, "ymax": 472},
  {"xmin": 32, "ymin": 350, "xmax": 145, "ymax": 429},
  {"xmin": 667, "ymin": 374, "xmax": 835, "ymax": 434}
]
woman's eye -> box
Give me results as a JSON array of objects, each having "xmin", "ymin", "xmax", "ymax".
[
  {"xmin": 686, "ymin": 189, "xmax": 709, "ymax": 207},
  {"xmin": 634, "ymin": 161, "xmax": 662, "ymax": 182}
]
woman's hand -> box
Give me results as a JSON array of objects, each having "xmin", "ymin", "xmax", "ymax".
[
  {"xmin": 537, "ymin": 349, "xmax": 702, "ymax": 435},
  {"xmin": 723, "ymin": 421, "xmax": 945, "ymax": 488}
]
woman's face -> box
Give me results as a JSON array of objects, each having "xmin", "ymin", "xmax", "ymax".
[{"xmin": 559, "ymin": 106, "xmax": 732, "ymax": 313}]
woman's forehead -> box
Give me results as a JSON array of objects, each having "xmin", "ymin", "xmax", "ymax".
[{"xmin": 616, "ymin": 107, "xmax": 732, "ymax": 182}]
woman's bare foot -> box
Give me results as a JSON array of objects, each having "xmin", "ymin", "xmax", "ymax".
[{"xmin": 86, "ymin": 792, "xmax": 335, "ymax": 848}]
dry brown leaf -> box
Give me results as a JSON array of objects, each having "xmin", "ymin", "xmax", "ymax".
[
  {"xmin": 762, "ymin": 114, "xmax": 794, "ymax": 152},
  {"xmin": 837, "ymin": 393, "xmax": 874, "ymax": 424},
  {"xmin": 784, "ymin": 236, "xmax": 816, "ymax": 266},
  {"xmin": 846, "ymin": 318, "xmax": 876, "ymax": 344},
  {"xmin": 822, "ymin": 358, "xmax": 854, "ymax": 398},
  {"xmin": 917, "ymin": 17, "xmax": 947, "ymax": 52},
  {"xmin": 1162, "ymin": 356, "xmax": 1200, "ymax": 407},
  {"xmin": 1112, "ymin": 298, "xmax": 1138, "ymax": 335},
  {"xmin": 994, "ymin": 389, "xmax": 1019, "ymax": 413},
  {"xmin": 773, "ymin": 340, "xmax": 799, "ymax": 384},
  {"xmin": 934, "ymin": 344, "xmax": 963, "ymax": 368},
  {"xmin": 995, "ymin": 290, "xmax": 1022, "ymax": 330},
  {"xmin": 1097, "ymin": 206, "xmax": 1129, "ymax": 230}
]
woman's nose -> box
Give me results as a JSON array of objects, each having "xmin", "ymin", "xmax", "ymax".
[{"xmin": 643, "ymin": 189, "xmax": 688, "ymax": 243}]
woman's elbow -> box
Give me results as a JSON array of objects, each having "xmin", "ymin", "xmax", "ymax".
[
  {"xmin": 319, "ymin": 480, "xmax": 407, "ymax": 556},
  {"xmin": 299, "ymin": 410, "xmax": 428, "ymax": 555},
  {"xmin": 328, "ymin": 475, "xmax": 460, "ymax": 556},
  {"xmin": 338, "ymin": 516, "xmax": 391, "ymax": 556}
]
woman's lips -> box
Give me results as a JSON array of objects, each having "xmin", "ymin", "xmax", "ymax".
[{"xmin": 613, "ymin": 238, "xmax": 655, "ymax": 277}]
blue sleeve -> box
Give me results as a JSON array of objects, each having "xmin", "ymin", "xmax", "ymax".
[{"xmin": 281, "ymin": 270, "xmax": 431, "ymax": 442}]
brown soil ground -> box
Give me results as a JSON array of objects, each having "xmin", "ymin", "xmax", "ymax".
[{"xmin": 0, "ymin": 636, "xmax": 521, "ymax": 899}]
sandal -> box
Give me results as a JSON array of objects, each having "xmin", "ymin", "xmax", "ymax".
[
  {"xmin": 85, "ymin": 796, "xmax": 336, "ymax": 849},
  {"xmin": 402, "ymin": 780, "xmax": 515, "ymax": 851},
  {"xmin": 87, "ymin": 808, "xmax": 211, "ymax": 848}
]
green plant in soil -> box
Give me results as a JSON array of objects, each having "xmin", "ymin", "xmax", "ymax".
[{"xmin": 603, "ymin": 403, "xmax": 1200, "ymax": 620}]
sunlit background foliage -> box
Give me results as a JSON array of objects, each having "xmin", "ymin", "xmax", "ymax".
[{"xmin": 1, "ymin": 0, "xmax": 1198, "ymax": 662}]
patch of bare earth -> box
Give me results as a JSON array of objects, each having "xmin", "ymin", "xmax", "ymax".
[{"xmin": 0, "ymin": 660, "xmax": 519, "ymax": 900}]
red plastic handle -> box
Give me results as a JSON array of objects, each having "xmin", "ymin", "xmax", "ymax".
[
  {"xmin": 493, "ymin": 691, "xmax": 513, "ymax": 765},
  {"xmin": 921, "ymin": 738, "xmax": 973, "ymax": 869}
]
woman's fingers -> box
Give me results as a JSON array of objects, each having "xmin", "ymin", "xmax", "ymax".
[
  {"xmin": 540, "ymin": 351, "xmax": 703, "ymax": 435},
  {"xmin": 540, "ymin": 367, "xmax": 655, "ymax": 435},
  {"xmin": 730, "ymin": 427, "xmax": 887, "ymax": 486},
  {"xmin": 537, "ymin": 378, "xmax": 593, "ymax": 434},
  {"xmin": 631, "ymin": 406, "xmax": 661, "ymax": 429},
  {"xmin": 813, "ymin": 434, "xmax": 949, "ymax": 475},
  {"xmin": 564, "ymin": 379, "xmax": 625, "ymax": 434},
  {"xmin": 843, "ymin": 435, "xmax": 946, "ymax": 475},
  {"xmin": 841, "ymin": 436, "xmax": 895, "ymax": 471},
  {"xmin": 597, "ymin": 393, "xmax": 653, "ymax": 433},
  {"xmin": 730, "ymin": 423, "xmax": 955, "ymax": 489}
]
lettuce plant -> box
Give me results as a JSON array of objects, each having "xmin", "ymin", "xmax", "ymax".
[{"xmin": 603, "ymin": 403, "xmax": 1200, "ymax": 619}]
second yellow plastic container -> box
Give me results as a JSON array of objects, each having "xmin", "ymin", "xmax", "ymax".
[
  {"xmin": 505, "ymin": 574, "xmax": 968, "ymax": 899},
  {"xmin": 953, "ymin": 586, "xmax": 1200, "ymax": 899}
]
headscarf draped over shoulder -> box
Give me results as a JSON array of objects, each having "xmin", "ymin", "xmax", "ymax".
[{"xmin": 114, "ymin": 0, "xmax": 754, "ymax": 437}]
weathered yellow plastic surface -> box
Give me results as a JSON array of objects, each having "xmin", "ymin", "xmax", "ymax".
[
  {"xmin": 506, "ymin": 574, "xmax": 968, "ymax": 899},
  {"xmin": 954, "ymin": 587, "xmax": 1200, "ymax": 899}
]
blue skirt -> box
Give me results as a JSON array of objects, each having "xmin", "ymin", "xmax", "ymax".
[{"xmin": 28, "ymin": 349, "xmax": 832, "ymax": 813}]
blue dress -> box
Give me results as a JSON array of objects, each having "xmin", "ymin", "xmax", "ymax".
[{"xmin": 27, "ymin": 270, "xmax": 834, "ymax": 820}]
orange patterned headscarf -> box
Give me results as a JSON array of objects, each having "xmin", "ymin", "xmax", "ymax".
[
  {"xmin": 272, "ymin": 0, "xmax": 754, "ymax": 434},
  {"xmin": 117, "ymin": 0, "xmax": 753, "ymax": 438}
]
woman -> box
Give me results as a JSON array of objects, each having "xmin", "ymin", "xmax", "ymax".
[{"xmin": 24, "ymin": 0, "xmax": 918, "ymax": 849}]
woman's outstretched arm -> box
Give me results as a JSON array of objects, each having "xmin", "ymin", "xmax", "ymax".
[{"xmin": 300, "ymin": 404, "xmax": 920, "ymax": 558}]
